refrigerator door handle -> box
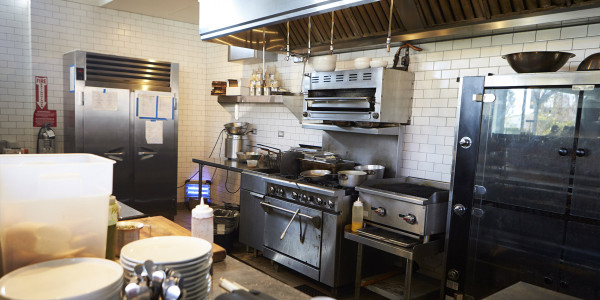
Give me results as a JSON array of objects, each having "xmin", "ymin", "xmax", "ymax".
[
  {"xmin": 104, "ymin": 151, "xmax": 125, "ymax": 162},
  {"xmin": 138, "ymin": 151, "xmax": 157, "ymax": 160}
]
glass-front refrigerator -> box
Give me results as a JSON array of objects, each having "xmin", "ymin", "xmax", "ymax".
[{"xmin": 444, "ymin": 72, "xmax": 600, "ymax": 300}]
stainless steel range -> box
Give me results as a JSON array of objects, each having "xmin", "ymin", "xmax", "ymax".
[{"xmin": 261, "ymin": 176, "xmax": 358, "ymax": 288}]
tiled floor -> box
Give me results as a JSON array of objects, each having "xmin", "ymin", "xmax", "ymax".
[{"xmin": 173, "ymin": 207, "xmax": 416, "ymax": 300}]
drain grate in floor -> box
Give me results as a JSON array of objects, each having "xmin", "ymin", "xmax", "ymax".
[{"xmin": 294, "ymin": 284, "xmax": 327, "ymax": 297}]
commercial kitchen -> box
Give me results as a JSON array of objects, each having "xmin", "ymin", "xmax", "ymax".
[{"xmin": 1, "ymin": 0, "xmax": 600, "ymax": 299}]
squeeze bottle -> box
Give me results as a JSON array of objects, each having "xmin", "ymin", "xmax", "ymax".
[
  {"xmin": 351, "ymin": 198, "xmax": 364, "ymax": 232},
  {"xmin": 192, "ymin": 198, "xmax": 214, "ymax": 244}
]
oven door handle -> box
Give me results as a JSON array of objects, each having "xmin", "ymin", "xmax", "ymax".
[
  {"xmin": 260, "ymin": 201, "xmax": 322, "ymax": 229},
  {"xmin": 280, "ymin": 209, "xmax": 300, "ymax": 240}
]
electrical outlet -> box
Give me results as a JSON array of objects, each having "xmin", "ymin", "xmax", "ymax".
[
  {"xmin": 278, "ymin": 131, "xmax": 284, "ymax": 137},
  {"xmin": 250, "ymin": 128, "xmax": 257, "ymax": 135}
]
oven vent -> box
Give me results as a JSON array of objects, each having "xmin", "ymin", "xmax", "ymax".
[
  {"xmin": 362, "ymin": 73, "xmax": 372, "ymax": 81},
  {"xmin": 85, "ymin": 53, "xmax": 172, "ymax": 89},
  {"xmin": 349, "ymin": 73, "xmax": 358, "ymax": 81},
  {"xmin": 311, "ymin": 75, "xmax": 320, "ymax": 83},
  {"xmin": 323, "ymin": 75, "xmax": 331, "ymax": 83},
  {"xmin": 336, "ymin": 74, "xmax": 344, "ymax": 82}
]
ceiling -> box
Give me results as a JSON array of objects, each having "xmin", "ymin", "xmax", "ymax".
[{"xmin": 67, "ymin": 0, "xmax": 199, "ymax": 24}]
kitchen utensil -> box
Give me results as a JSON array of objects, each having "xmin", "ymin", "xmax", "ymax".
[
  {"xmin": 354, "ymin": 165, "xmax": 385, "ymax": 180},
  {"xmin": 338, "ymin": 170, "xmax": 368, "ymax": 187},
  {"xmin": 165, "ymin": 285, "xmax": 181, "ymax": 300},
  {"xmin": 329, "ymin": 11, "xmax": 335, "ymax": 55},
  {"xmin": 299, "ymin": 169, "xmax": 332, "ymax": 182},
  {"xmin": 116, "ymin": 221, "xmax": 151, "ymax": 256},
  {"xmin": 577, "ymin": 52, "xmax": 600, "ymax": 71},
  {"xmin": 310, "ymin": 55, "xmax": 337, "ymax": 72},
  {"xmin": 247, "ymin": 160, "xmax": 258, "ymax": 167},
  {"xmin": 386, "ymin": 0, "xmax": 394, "ymax": 52},
  {"xmin": 285, "ymin": 22, "xmax": 290, "ymax": 61},
  {"xmin": 236, "ymin": 151, "xmax": 262, "ymax": 162},
  {"xmin": 224, "ymin": 122, "xmax": 249, "ymax": 135},
  {"xmin": 354, "ymin": 57, "xmax": 371, "ymax": 69},
  {"xmin": 502, "ymin": 51, "xmax": 575, "ymax": 73}
]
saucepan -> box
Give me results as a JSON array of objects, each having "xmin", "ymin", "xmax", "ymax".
[
  {"xmin": 338, "ymin": 170, "xmax": 368, "ymax": 187},
  {"xmin": 354, "ymin": 165, "xmax": 385, "ymax": 181}
]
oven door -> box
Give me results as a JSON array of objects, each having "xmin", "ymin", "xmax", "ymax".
[{"xmin": 262, "ymin": 196, "xmax": 323, "ymax": 268}]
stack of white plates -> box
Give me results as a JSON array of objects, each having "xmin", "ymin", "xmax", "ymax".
[
  {"xmin": 120, "ymin": 236, "xmax": 213, "ymax": 299},
  {"xmin": 0, "ymin": 258, "xmax": 123, "ymax": 300}
]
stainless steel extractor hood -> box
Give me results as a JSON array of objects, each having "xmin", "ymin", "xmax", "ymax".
[
  {"xmin": 199, "ymin": 0, "xmax": 600, "ymax": 54},
  {"xmin": 199, "ymin": 0, "xmax": 378, "ymax": 40}
]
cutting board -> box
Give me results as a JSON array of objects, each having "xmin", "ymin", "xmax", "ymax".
[{"xmin": 132, "ymin": 216, "xmax": 226, "ymax": 262}]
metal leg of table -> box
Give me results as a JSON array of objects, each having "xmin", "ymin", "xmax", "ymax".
[
  {"xmin": 354, "ymin": 243, "xmax": 363, "ymax": 300},
  {"xmin": 404, "ymin": 258, "xmax": 413, "ymax": 300},
  {"xmin": 198, "ymin": 163, "xmax": 204, "ymax": 198}
]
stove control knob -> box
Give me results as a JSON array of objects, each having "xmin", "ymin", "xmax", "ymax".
[
  {"xmin": 301, "ymin": 194, "xmax": 308, "ymax": 202},
  {"xmin": 372, "ymin": 207, "xmax": 386, "ymax": 216},
  {"xmin": 278, "ymin": 188, "xmax": 285, "ymax": 196},
  {"xmin": 402, "ymin": 214, "xmax": 417, "ymax": 225},
  {"xmin": 269, "ymin": 186, "xmax": 276, "ymax": 194},
  {"xmin": 316, "ymin": 197, "xmax": 324, "ymax": 205},
  {"xmin": 327, "ymin": 200, "xmax": 334, "ymax": 208},
  {"xmin": 308, "ymin": 196, "xmax": 315, "ymax": 203},
  {"xmin": 292, "ymin": 192, "xmax": 299, "ymax": 200}
]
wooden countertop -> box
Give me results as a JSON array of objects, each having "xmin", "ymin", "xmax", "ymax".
[
  {"xmin": 129, "ymin": 216, "xmax": 226, "ymax": 262},
  {"xmin": 127, "ymin": 216, "xmax": 310, "ymax": 299}
]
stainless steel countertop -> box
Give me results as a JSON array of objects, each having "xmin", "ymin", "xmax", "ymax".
[
  {"xmin": 192, "ymin": 157, "xmax": 277, "ymax": 174},
  {"xmin": 210, "ymin": 256, "xmax": 310, "ymax": 299}
]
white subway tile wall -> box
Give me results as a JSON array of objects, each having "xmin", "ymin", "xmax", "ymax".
[{"xmin": 2, "ymin": 0, "xmax": 600, "ymax": 204}]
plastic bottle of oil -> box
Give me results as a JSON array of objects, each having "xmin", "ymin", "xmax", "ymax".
[
  {"xmin": 351, "ymin": 198, "xmax": 363, "ymax": 232},
  {"xmin": 106, "ymin": 195, "xmax": 119, "ymax": 259}
]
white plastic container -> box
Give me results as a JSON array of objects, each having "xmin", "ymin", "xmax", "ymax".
[
  {"xmin": 0, "ymin": 154, "xmax": 115, "ymax": 274},
  {"xmin": 191, "ymin": 198, "xmax": 214, "ymax": 244}
]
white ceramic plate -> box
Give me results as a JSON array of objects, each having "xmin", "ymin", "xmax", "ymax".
[
  {"xmin": 0, "ymin": 258, "xmax": 123, "ymax": 300},
  {"xmin": 120, "ymin": 236, "xmax": 212, "ymax": 264}
]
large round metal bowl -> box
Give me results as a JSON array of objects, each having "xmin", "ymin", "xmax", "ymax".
[
  {"xmin": 502, "ymin": 51, "xmax": 575, "ymax": 73},
  {"xmin": 224, "ymin": 122, "xmax": 249, "ymax": 135},
  {"xmin": 577, "ymin": 52, "xmax": 600, "ymax": 71}
]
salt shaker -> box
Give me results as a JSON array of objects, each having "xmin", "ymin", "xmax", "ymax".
[{"xmin": 191, "ymin": 197, "xmax": 214, "ymax": 244}]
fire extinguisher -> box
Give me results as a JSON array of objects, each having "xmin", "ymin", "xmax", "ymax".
[{"xmin": 37, "ymin": 123, "xmax": 56, "ymax": 153}]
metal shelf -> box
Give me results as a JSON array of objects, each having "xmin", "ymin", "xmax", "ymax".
[
  {"xmin": 302, "ymin": 123, "xmax": 401, "ymax": 135},
  {"xmin": 362, "ymin": 273, "xmax": 439, "ymax": 299}
]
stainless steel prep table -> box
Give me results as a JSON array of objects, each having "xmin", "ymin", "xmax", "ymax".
[{"xmin": 344, "ymin": 228, "xmax": 443, "ymax": 299}]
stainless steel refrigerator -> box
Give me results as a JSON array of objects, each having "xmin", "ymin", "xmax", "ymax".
[{"xmin": 63, "ymin": 51, "xmax": 179, "ymax": 218}]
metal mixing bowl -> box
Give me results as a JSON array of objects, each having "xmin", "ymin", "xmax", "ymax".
[
  {"xmin": 502, "ymin": 51, "xmax": 575, "ymax": 73},
  {"xmin": 224, "ymin": 122, "xmax": 249, "ymax": 135},
  {"xmin": 577, "ymin": 52, "xmax": 600, "ymax": 71},
  {"xmin": 236, "ymin": 152, "xmax": 262, "ymax": 162}
]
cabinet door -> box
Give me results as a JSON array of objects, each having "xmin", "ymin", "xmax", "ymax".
[
  {"xmin": 571, "ymin": 88, "xmax": 600, "ymax": 220},
  {"xmin": 239, "ymin": 190, "xmax": 265, "ymax": 250},
  {"xmin": 132, "ymin": 91, "xmax": 177, "ymax": 216},
  {"xmin": 82, "ymin": 87, "xmax": 132, "ymax": 201}
]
